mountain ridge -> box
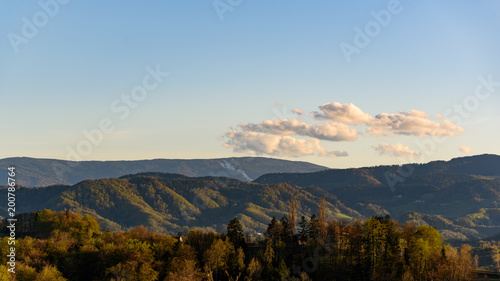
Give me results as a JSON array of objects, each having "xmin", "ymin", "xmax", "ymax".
[
  {"xmin": 2, "ymin": 154, "xmax": 500, "ymax": 241},
  {"xmin": 255, "ymin": 153, "xmax": 500, "ymax": 190},
  {"xmin": 0, "ymin": 156, "xmax": 328, "ymax": 187}
]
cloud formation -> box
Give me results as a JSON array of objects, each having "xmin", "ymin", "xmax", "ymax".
[
  {"xmin": 239, "ymin": 119, "xmax": 358, "ymax": 142},
  {"xmin": 313, "ymin": 102, "xmax": 372, "ymax": 125},
  {"xmin": 374, "ymin": 143, "xmax": 422, "ymax": 158},
  {"xmin": 458, "ymin": 145, "xmax": 473, "ymax": 154},
  {"xmin": 313, "ymin": 103, "xmax": 463, "ymax": 138},
  {"xmin": 223, "ymin": 131, "xmax": 347, "ymax": 157},
  {"xmin": 367, "ymin": 110, "xmax": 464, "ymax": 137},
  {"xmin": 223, "ymin": 102, "xmax": 465, "ymax": 158}
]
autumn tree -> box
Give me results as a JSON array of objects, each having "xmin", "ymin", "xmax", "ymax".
[
  {"xmin": 318, "ymin": 197, "xmax": 327, "ymax": 241},
  {"xmin": 166, "ymin": 259, "xmax": 202, "ymax": 281},
  {"xmin": 246, "ymin": 257, "xmax": 262, "ymax": 281},
  {"xmin": 203, "ymin": 238, "xmax": 243, "ymax": 281},
  {"xmin": 289, "ymin": 195, "xmax": 297, "ymax": 235}
]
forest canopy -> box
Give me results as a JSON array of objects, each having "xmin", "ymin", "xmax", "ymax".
[{"xmin": 0, "ymin": 208, "xmax": 475, "ymax": 281}]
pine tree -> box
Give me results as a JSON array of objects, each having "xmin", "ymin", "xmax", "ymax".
[
  {"xmin": 280, "ymin": 215, "xmax": 292, "ymax": 242},
  {"xmin": 309, "ymin": 214, "xmax": 320, "ymax": 240},
  {"xmin": 227, "ymin": 217, "xmax": 245, "ymax": 249},
  {"xmin": 266, "ymin": 216, "xmax": 282, "ymax": 241},
  {"xmin": 298, "ymin": 216, "xmax": 309, "ymax": 242},
  {"xmin": 277, "ymin": 259, "xmax": 291, "ymax": 280}
]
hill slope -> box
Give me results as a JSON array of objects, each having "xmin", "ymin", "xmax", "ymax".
[
  {"xmin": 0, "ymin": 157, "xmax": 327, "ymax": 187},
  {"xmin": 2, "ymin": 173, "xmax": 361, "ymax": 235},
  {"xmin": 255, "ymin": 154, "xmax": 500, "ymax": 190},
  {"xmin": 3, "ymin": 154, "xmax": 500, "ymax": 240},
  {"xmin": 255, "ymin": 154, "xmax": 500, "ymax": 239}
]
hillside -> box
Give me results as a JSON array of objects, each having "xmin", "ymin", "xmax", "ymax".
[
  {"xmin": 255, "ymin": 154, "xmax": 500, "ymax": 190},
  {"xmin": 254, "ymin": 154, "xmax": 500, "ymax": 239},
  {"xmin": 0, "ymin": 156, "xmax": 327, "ymax": 187},
  {"xmin": 3, "ymin": 154, "xmax": 500, "ymax": 240},
  {"xmin": 1, "ymin": 173, "xmax": 360, "ymax": 235}
]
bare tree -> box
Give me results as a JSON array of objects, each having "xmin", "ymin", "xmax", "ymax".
[
  {"xmin": 318, "ymin": 197, "xmax": 327, "ymax": 241},
  {"xmin": 289, "ymin": 195, "xmax": 297, "ymax": 235}
]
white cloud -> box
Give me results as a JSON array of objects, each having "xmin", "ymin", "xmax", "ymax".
[
  {"xmin": 374, "ymin": 143, "xmax": 422, "ymax": 158},
  {"xmin": 458, "ymin": 145, "xmax": 473, "ymax": 154},
  {"xmin": 367, "ymin": 110, "xmax": 464, "ymax": 137},
  {"xmin": 222, "ymin": 101, "xmax": 465, "ymax": 158},
  {"xmin": 327, "ymin": 150, "xmax": 348, "ymax": 157},
  {"xmin": 313, "ymin": 102, "xmax": 373, "ymax": 125},
  {"xmin": 313, "ymin": 103, "xmax": 464, "ymax": 138},
  {"xmin": 239, "ymin": 119, "xmax": 358, "ymax": 142},
  {"xmin": 223, "ymin": 131, "xmax": 344, "ymax": 157}
]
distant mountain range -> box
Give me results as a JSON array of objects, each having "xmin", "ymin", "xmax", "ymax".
[
  {"xmin": 0, "ymin": 157, "xmax": 328, "ymax": 187},
  {"xmin": 2, "ymin": 154, "xmax": 500, "ymax": 241}
]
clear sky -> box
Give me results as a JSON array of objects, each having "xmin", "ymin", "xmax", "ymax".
[{"xmin": 1, "ymin": 0, "xmax": 500, "ymax": 168}]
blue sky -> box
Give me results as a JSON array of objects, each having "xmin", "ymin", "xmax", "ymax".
[{"xmin": 1, "ymin": 0, "xmax": 500, "ymax": 168}]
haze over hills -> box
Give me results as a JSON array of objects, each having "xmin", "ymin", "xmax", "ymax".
[{"xmin": 0, "ymin": 156, "xmax": 328, "ymax": 187}]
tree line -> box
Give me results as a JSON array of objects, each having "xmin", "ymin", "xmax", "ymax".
[{"xmin": 0, "ymin": 198, "xmax": 475, "ymax": 280}]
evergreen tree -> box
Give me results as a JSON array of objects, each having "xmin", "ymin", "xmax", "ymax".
[
  {"xmin": 298, "ymin": 216, "xmax": 309, "ymax": 242},
  {"xmin": 227, "ymin": 217, "xmax": 245, "ymax": 249},
  {"xmin": 277, "ymin": 259, "xmax": 291, "ymax": 281},
  {"xmin": 266, "ymin": 216, "xmax": 283, "ymax": 241},
  {"xmin": 280, "ymin": 215, "xmax": 292, "ymax": 242},
  {"xmin": 309, "ymin": 214, "xmax": 320, "ymax": 240}
]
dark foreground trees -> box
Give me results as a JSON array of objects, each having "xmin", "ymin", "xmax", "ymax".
[{"xmin": 0, "ymin": 209, "xmax": 474, "ymax": 281}]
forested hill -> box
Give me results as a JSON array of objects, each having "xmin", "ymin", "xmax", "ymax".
[
  {"xmin": 254, "ymin": 154, "xmax": 500, "ymax": 241},
  {"xmin": 1, "ymin": 173, "xmax": 361, "ymax": 235},
  {"xmin": 0, "ymin": 156, "xmax": 327, "ymax": 187},
  {"xmin": 254, "ymin": 154, "xmax": 500, "ymax": 190},
  {"xmin": 2, "ymin": 154, "xmax": 500, "ymax": 241}
]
